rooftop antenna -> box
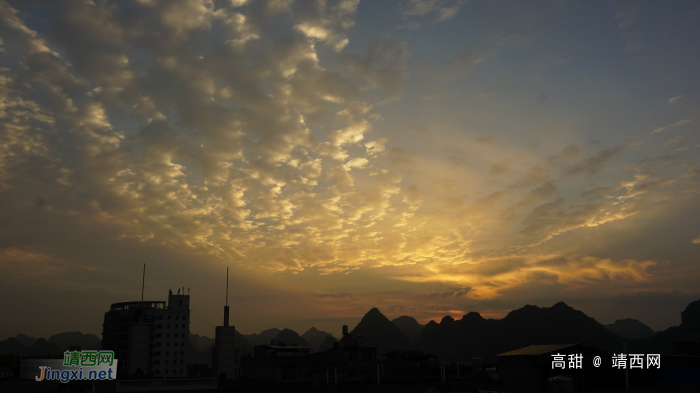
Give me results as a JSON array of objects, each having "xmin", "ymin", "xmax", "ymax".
[
  {"xmin": 226, "ymin": 267, "xmax": 229, "ymax": 306},
  {"xmin": 141, "ymin": 263, "xmax": 145, "ymax": 302}
]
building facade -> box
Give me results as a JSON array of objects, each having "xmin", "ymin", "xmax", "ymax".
[
  {"xmin": 241, "ymin": 342, "xmax": 310, "ymax": 383},
  {"xmin": 101, "ymin": 289, "xmax": 190, "ymax": 378},
  {"xmin": 212, "ymin": 305, "xmax": 236, "ymax": 379}
]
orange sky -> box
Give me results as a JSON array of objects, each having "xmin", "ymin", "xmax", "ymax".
[{"xmin": 1, "ymin": 0, "xmax": 699, "ymax": 340}]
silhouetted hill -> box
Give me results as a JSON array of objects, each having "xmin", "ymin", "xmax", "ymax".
[
  {"xmin": 301, "ymin": 327, "xmax": 335, "ymax": 353},
  {"xmin": 317, "ymin": 335, "xmax": 338, "ymax": 352},
  {"xmin": 351, "ymin": 308, "xmax": 410, "ymax": 356},
  {"xmin": 0, "ymin": 337, "xmax": 28, "ymax": 355},
  {"xmin": 190, "ymin": 333, "xmax": 215, "ymax": 352},
  {"xmin": 605, "ymin": 319, "xmax": 655, "ymax": 340},
  {"xmin": 29, "ymin": 338, "xmax": 62, "ymax": 356},
  {"xmin": 274, "ymin": 329, "xmax": 308, "ymax": 347},
  {"xmin": 48, "ymin": 332, "xmax": 101, "ymax": 351},
  {"xmin": 244, "ymin": 328, "xmax": 280, "ymax": 346},
  {"xmin": 14, "ymin": 334, "xmax": 37, "ymax": 348},
  {"xmin": 392, "ymin": 316, "xmax": 424, "ymax": 343},
  {"xmin": 413, "ymin": 302, "xmax": 626, "ymax": 362},
  {"xmin": 234, "ymin": 330, "xmax": 253, "ymax": 351},
  {"xmin": 0, "ymin": 336, "xmax": 63, "ymax": 356},
  {"xmin": 629, "ymin": 299, "xmax": 700, "ymax": 355},
  {"xmin": 188, "ymin": 340, "xmax": 213, "ymax": 365}
]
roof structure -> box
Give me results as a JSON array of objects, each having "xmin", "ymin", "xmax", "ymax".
[
  {"xmin": 497, "ymin": 344, "xmax": 579, "ymax": 356},
  {"xmin": 266, "ymin": 345, "xmax": 308, "ymax": 349}
]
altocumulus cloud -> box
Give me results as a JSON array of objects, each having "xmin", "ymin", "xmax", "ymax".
[{"xmin": 1, "ymin": 0, "xmax": 700, "ymax": 311}]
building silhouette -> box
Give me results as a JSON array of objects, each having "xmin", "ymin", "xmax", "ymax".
[
  {"xmin": 212, "ymin": 267, "xmax": 236, "ymax": 379},
  {"xmin": 101, "ymin": 289, "xmax": 190, "ymax": 378}
]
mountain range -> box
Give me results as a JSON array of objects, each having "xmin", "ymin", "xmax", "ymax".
[
  {"xmin": 0, "ymin": 331, "xmax": 101, "ymax": 356},
  {"xmin": 604, "ymin": 318, "xmax": 655, "ymax": 340},
  {"xmin": 4, "ymin": 299, "xmax": 697, "ymax": 364}
]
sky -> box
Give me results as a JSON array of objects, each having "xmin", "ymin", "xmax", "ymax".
[{"xmin": 1, "ymin": 0, "xmax": 699, "ymax": 341}]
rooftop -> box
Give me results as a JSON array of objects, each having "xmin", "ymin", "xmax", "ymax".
[{"xmin": 497, "ymin": 344, "xmax": 579, "ymax": 356}]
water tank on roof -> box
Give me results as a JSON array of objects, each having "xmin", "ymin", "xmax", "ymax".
[{"xmin": 548, "ymin": 374, "xmax": 574, "ymax": 392}]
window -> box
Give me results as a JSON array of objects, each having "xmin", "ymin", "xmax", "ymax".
[
  {"xmin": 165, "ymin": 370, "xmax": 168, "ymax": 374},
  {"xmin": 175, "ymin": 315, "xmax": 179, "ymax": 320},
  {"xmin": 180, "ymin": 351, "xmax": 184, "ymax": 355},
  {"xmin": 166, "ymin": 333, "xmax": 170, "ymax": 338},
  {"xmin": 155, "ymin": 342, "xmax": 161, "ymax": 347},
  {"xmin": 154, "ymin": 351, "xmax": 161, "ymax": 356},
  {"xmin": 165, "ymin": 360, "xmax": 169, "ymax": 365},
  {"xmin": 172, "ymin": 369, "xmax": 176, "ymax": 374},
  {"xmin": 179, "ymin": 300, "xmax": 182, "ymax": 306},
  {"xmin": 363, "ymin": 351, "xmax": 373, "ymax": 362},
  {"xmin": 167, "ymin": 324, "xmax": 170, "ymax": 328},
  {"xmin": 155, "ymin": 369, "xmax": 160, "ymax": 374},
  {"xmin": 156, "ymin": 333, "xmax": 162, "ymax": 338},
  {"xmin": 347, "ymin": 352, "xmax": 357, "ymax": 362},
  {"xmin": 180, "ymin": 360, "xmax": 184, "ymax": 365},
  {"xmin": 154, "ymin": 360, "xmax": 160, "ymax": 365},
  {"xmin": 165, "ymin": 351, "xmax": 169, "ymax": 355},
  {"xmin": 348, "ymin": 371, "xmax": 358, "ymax": 379},
  {"xmin": 282, "ymin": 368, "xmax": 302, "ymax": 380},
  {"xmin": 166, "ymin": 342, "xmax": 170, "ymax": 347},
  {"xmin": 174, "ymin": 342, "xmax": 178, "ymax": 347},
  {"xmin": 156, "ymin": 324, "xmax": 162, "ymax": 329}
]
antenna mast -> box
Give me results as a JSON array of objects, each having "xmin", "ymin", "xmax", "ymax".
[
  {"xmin": 141, "ymin": 263, "xmax": 145, "ymax": 302},
  {"xmin": 223, "ymin": 267, "xmax": 230, "ymax": 327}
]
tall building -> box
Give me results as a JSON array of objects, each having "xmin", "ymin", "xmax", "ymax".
[
  {"xmin": 212, "ymin": 268, "xmax": 236, "ymax": 379},
  {"xmin": 101, "ymin": 289, "xmax": 190, "ymax": 378}
]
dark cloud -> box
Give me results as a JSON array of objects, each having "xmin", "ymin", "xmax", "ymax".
[
  {"xmin": 569, "ymin": 146, "xmax": 625, "ymax": 176},
  {"xmin": 340, "ymin": 40, "xmax": 409, "ymax": 99}
]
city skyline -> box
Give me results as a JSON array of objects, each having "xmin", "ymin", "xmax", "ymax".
[{"xmin": 1, "ymin": 0, "xmax": 699, "ymax": 341}]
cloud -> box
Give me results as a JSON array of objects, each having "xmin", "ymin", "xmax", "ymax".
[
  {"xmin": 668, "ymin": 95, "xmax": 684, "ymax": 104},
  {"xmin": 402, "ymin": 0, "xmax": 466, "ymax": 22},
  {"xmin": 294, "ymin": 0, "xmax": 360, "ymax": 52},
  {"xmin": 435, "ymin": 0, "xmax": 467, "ymax": 21},
  {"xmin": 386, "ymin": 147, "xmax": 419, "ymax": 167},
  {"xmin": 445, "ymin": 50, "xmax": 487, "ymax": 79},
  {"xmin": 395, "ymin": 254, "xmax": 658, "ymax": 300},
  {"xmin": 615, "ymin": 0, "xmax": 641, "ymax": 28},
  {"xmin": 652, "ymin": 119, "xmax": 692, "ymax": 134},
  {"xmin": 2, "ymin": 1, "xmax": 700, "ymax": 339},
  {"xmin": 403, "ymin": 0, "xmax": 439, "ymax": 16},
  {"xmin": 476, "ymin": 134, "xmax": 494, "ymax": 144},
  {"xmin": 568, "ymin": 146, "xmax": 625, "ymax": 176},
  {"xmin": 312, "ymin": 292, "xmax": 355, "ymax": 299},
  {"xmin": 340, "ymin": 40, "xmax": 409, "ymax": 99},
  {"xmin": 489, "ymin": 159, "xmax": 510, "ymax": 177},
  {"xmin": 420, "ymin": 88, "xmax": 440, "ymax": 100},
  {"xmin": 535, "ymin": 51, "xmax": 569, "ymax": 68}
]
